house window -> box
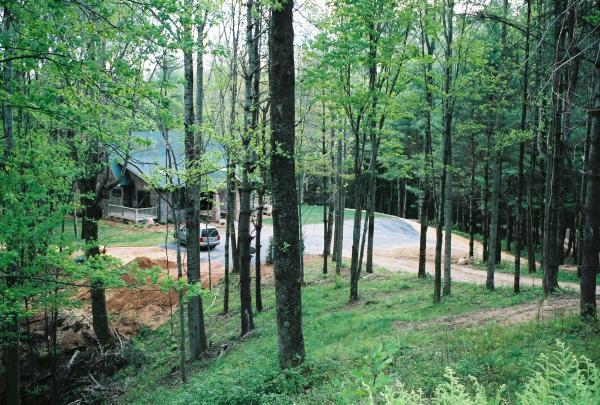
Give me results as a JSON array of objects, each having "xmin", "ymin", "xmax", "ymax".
[{"xmin": 112, "ymin": 188, "xmax": 122, "ymax": 198}]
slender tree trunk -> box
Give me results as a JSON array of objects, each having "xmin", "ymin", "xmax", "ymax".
[
  {"xmin": 487, "ymin": 150, "xmax": 501, "ymax": 291},
  {"xmin": 469, "ymin": 132, "xmax": 475, "ymax": 259},
  {"xmin": 526, "ymin": 137, "xmax": 537, "ymax": 274},
  {"xmin": 322, "ymin": 105, "xmax": 329, "ymax": 274},
  {"xmin": 238, "ymin": 0, "xmax": 258, "ymax": 335},
  {"xmin": 334, "ymin": 129, "xmax": 345, "ymax": 274},
  {"xmin": 577, "ymin": 101, "xmax": 592, "ymax": 274},
  {"xmin": 543, "ymin": 0, "xmax": 568, "ymax": 294},
  {"xmin": 183, "ymin": 6, "xmax": 208, "ymax": 358},
  {"xmin": 482, "ymin": 126, "xmax": 491, "ymax": 262},
  {"xmin": 349, "ymin": 147, "xmax": 364, "ymax": 301},
  {"xmin": 418, "ymin": 11, "xmax": 435, "ymax": 280},
  {"xmin": 228, "ymin": 4, "xmax": 240, "ymax": 276},
  {"xmin": 269, "ymin": 0, "xmax": 306, "ymax": 367},
  {"xmin": 255, "ymin": 188, "xmax": 264, "ymax": 312},
  {"xmin": 171, "ymin": 193, "xmax": 187, "ymax": 382},
  {"xmin": 255, "ymin": 93, "xmax": 266, "ymax": 314},
  {"xmin": 441, "ymin": 0, "xmax": 454, "ymax": 297},
  {"xmin": 366, "ymin": 145, "xmax": 378, "ymax": 274},
  {"xmin": 224, "ymin": 160, "xmax": 234, "ymax": 314},
  {"xmin": 514, "ymin": 0, "xmax": 530, "ymax": 294},
  {"xmin": 580, "ymin": 67, "xmax": 599, "ymax": 319},
  {"xmin": 81, "ymin": 179, "xmax": 115, "ymax": 346}
]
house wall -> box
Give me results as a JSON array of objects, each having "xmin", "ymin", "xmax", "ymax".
[
  {"xmin": 101, "ymin": 167, "xmax": 164, "ymax": 219},
  {"xmin": 219, "ymin": 186, "xmax": 240, "ymax": 220},
  {"xmin": 102, "ymin": 166, "xmax": 239, "ymax": 224}
]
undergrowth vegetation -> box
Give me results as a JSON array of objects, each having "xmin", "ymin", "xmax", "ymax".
[
  {"xmin": 376, "ymin": 341, "xmax": 600, "ymax": 404},
  {"xmin": 113, "ymin": 261, "xmax": 600, "ymax": 404}
]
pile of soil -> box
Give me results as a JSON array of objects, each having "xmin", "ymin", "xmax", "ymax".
[{"xmin": 11, "ymin": 255, "xmax": 226, "ymax": 404}]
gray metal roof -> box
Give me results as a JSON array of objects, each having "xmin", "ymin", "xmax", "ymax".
[{"xmin": 112, "ymin": 131, "xmax": 227, "ymax": 189}]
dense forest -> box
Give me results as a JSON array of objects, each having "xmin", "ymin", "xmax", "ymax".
[{"xmin": 1, "ymin": 0, "xmax": 599, "ymax": 403}]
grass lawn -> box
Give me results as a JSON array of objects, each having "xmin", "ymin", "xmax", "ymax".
[
  {"xmin": 112, "ymin": 260, "xmax": 599, "ymax": 404},
  {"xmin": 262, "ymin": 204, "xmax": 395, "ymax": 226},
  {"xmin": 472, "ymin": 259, "xmax": 598, "ymax": 285},
  {"xmin": 56, "ymin": 217, "xmax": 168, "ymax": 247}
]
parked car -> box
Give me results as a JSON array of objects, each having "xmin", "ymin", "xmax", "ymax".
[{"xmin": 175, "ymin": 225, "xmax": 221, "ymax": 249}]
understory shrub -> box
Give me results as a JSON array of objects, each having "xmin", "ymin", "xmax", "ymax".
[{"xmin": 368, "ymin": 341, "xmax": 599, "ymax": 404}]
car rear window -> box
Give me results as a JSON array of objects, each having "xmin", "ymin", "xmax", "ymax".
[{"xmin": 201, "ymin": 228, "xmax": 219, "ymax": 237}]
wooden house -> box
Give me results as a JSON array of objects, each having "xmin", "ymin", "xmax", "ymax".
[{"xmin": 103, "ymin": 131, "xmax": 239, "ymax": 223}]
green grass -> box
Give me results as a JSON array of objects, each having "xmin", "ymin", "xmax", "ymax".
[
  {"xmin": 56, "ymin": 217, "xmax": 168, "ymax": 247},
  {"xmin": 472, "ymin": 259, "xmax": 599, "ymax": 285},
  {"xmin": 111, "ymin": 260, "xmax": 599, "ymax": 404},
  {"xmin": 262, "ymin": 204, "xmax": 395, "ymax": 225}
]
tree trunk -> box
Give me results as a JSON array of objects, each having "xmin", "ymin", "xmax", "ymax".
[
  {"xmin": 349, "ymin": 155, "xmax": 364, "ymax": 301},
  {"xmin": 482, "ymin": 126, "xmax": 491, "ymax": 262},
  {"xmin": 269, "ymin": 0, "xmax": 306, "ymax": 367},
  {"xmin": 224, "ymin": 160, "xmax": 234, "ymax": 314},
  {"xmin": 322, "ymin": 106, "xmax": 329, "ymax": 274},
  {"xmin": 418, "ymin": 9, "xmax": 434, "ymax": 279},
  {"xmin": 469, "ymin": 132, "xmax": 475, "ymax": 259},
  {"xmin": 514, "ymin": 0, "xmax": 530, "ymax": 293},
  {"xmin": 334, "ymin": 129, "xmax": 345, "ymax": 274},
  {"xmin": 255, "ymin": 188, "xmax": 264, "ymax": 312},
  {"xmin": 80, "ymin": 178, "xmax": 115, "ymax": 346},
  {"xmin": 495, "ymin": 187, "xmax": 502, "ymax": 265},
  {"xmin": 183, "ymin": 9, "xmax": 208, "ymax": 358},
  {"xmin": 577, "ymin": 101, "xmax": 592, "ymax": 274},
  {"xmin": 228, "ymin": 4, "xmax": 240, "ymax": 276},
  {"xmin": 580, "ymin": 71, "xmax": 599, "ymax": 319},
  {"xmin": 434, "ymin": 199, "xmax": 444, "ymax": 302},
  {"xmin": 441, "ymin": 0, "xmax": 454, "ymax": 297},
  {"xmin": 256, "ymin": 102, "xmax": 267, "ymax": 314},
  {"xmin": 238, "ymin": 0, "xmax": 258, "ymax": 335},
  {"xmin": 486, "ymin": 150, "xmax": 501, "ymax": 291},
  {"xmin": 366, "ymin": 147, "xmax": 378, "ymax": 274}
]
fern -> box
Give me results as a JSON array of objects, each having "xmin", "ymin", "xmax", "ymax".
[
  {"xmin": 517, "ymin": 340, "xmax": 600, "ymax": 405},
  {"xmin": 370, "ymin": 341, "xmax": 599, "ymax": 405}
]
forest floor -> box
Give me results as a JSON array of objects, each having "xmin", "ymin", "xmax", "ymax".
[
  {"xmin": 106, "ymin": 258, "xmax": 598, "ymax": 405},
  {"xmin": 24, "ymin": 221, "xmax": 596, "ymax": 404},
  {"xmin": 98, "ymin": 215, "xmax": 590, "ymax": 338}
]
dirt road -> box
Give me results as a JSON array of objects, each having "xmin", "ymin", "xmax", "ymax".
[{"xmin": 108, "ymin": 216, "xmax": 585, "ymax": 293}]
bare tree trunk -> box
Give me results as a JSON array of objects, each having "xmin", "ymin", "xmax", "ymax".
[
  {"xmin": 580, "ymin": 66, "xmax": 599, "ymax": 319},
  {"xmin": 183, "ymin": 2, "xmax": 207, "ymax": 358},
  {"xmin": 514, "ymin": 0, "xmax": 530, "ymax": 291},
  {"xmin": 81, "ymin": 178, "xmax": 115, "ymax": 346},
  {"xmin": 418, "ymin": 11, "xmax": 434, "ymax": 279},
  {"xmin": 487, "ymin": 151, "xmax": 501, "ymax": 291},
  {"xmin": 366, "ymin": 174, "xmax": 376, "ymax": 274},
  {"xmin": 482, "ymin": 127, "xmax": 491, "ymax": 262},
  {"xmin": 224, "ymin": 160, "xmax": 234, "ymax": 314},
  {"xmin": 228, "ymin": 3, "xmax": 240, "ymax": 276},
  {"xmin": 256, "ymin": 104, "xmax": 267, "ymax": 313},
  {"xmin": 269, "ymin": 0, "xmax": 306, "ymax": 367},
  {"xmin": 441, "ymin": 0, "xmax": 454, "ymax": 297},
  {"xmin": 333, "ymin": 129, "xmax": 345, "ymax": 274},
  {"xmin": 238, "ymin": 0, "xmax": 258, "ymax": 335},
  {"xmin": 469, "ymin": 132, "xmax": 475, "ymax": 259},
  {"xmin": 255, "ymin": 188, "xmax": 264, "ymax": 312},
  {"xmin": 577, "ymin": 100, "xmax": 592, "ymax": 275},
  {"xmin": 322, "ymin": 104, "xmax": 329, "ymax": 274}
]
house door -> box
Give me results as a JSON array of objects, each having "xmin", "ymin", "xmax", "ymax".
[
  {"xmin": 123, "ymin": 186, "xmax": 134, "ymax": 207},
  {"xmin": 137, "ymin": 190, "xmax": 151, "ymax": 208}
]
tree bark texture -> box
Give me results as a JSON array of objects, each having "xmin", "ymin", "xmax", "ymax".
[{"xmin": 269, "ymin": 0, "xmax": 306, "ymax": 368}]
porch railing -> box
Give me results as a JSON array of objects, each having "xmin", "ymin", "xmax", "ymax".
[{"xmin": 107, "ymin": 204, "xmax": 157, "ymax": 222}]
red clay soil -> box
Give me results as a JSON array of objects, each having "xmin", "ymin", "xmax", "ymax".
[{"xmin": 71, "ymin": 256, "xmax": 225, "ymax": 337}]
